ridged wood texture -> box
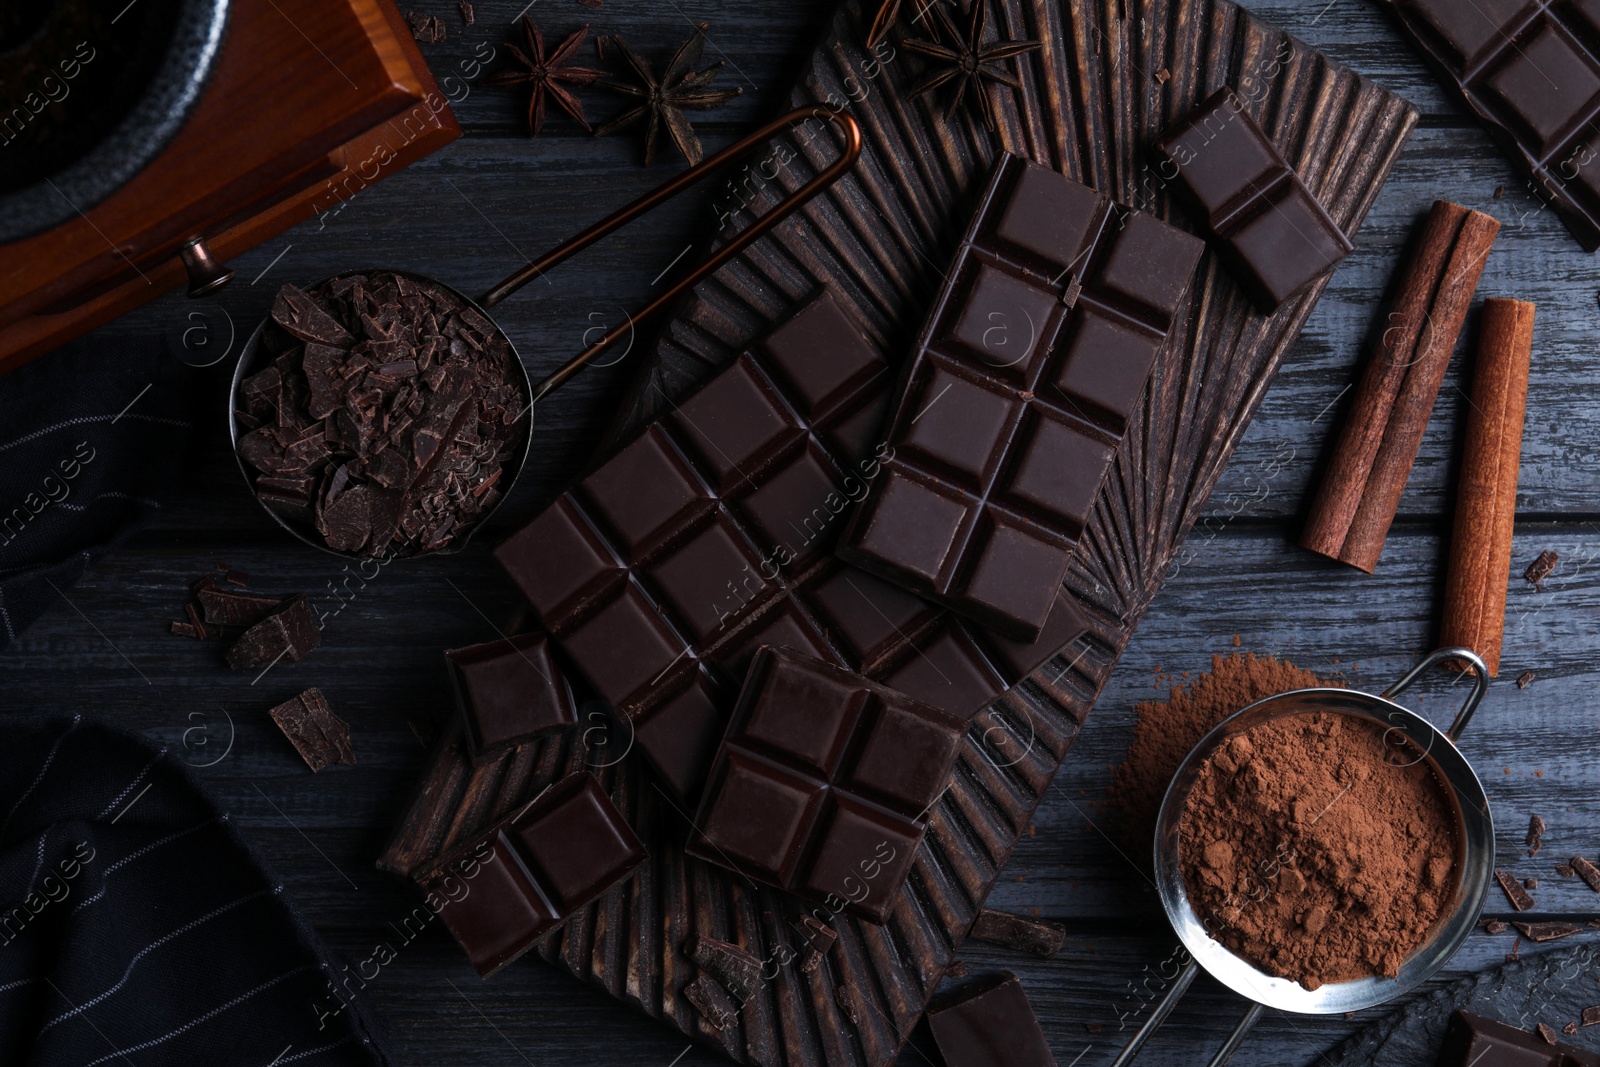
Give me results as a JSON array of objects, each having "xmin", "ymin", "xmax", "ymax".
[{"xmin": 377, "ymin": 0, "xmax": 1417, "ymax": 1064}]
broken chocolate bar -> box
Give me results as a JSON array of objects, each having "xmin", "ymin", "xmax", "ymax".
[
  {"xmin": 226, "ymin": 594, "xmax": 320, "ymax": 670},
  {"xmin": 686, "ymin": 647, "xmax": 967, "ymax": 923},
  {"xmin": 1495, "ymin": 869, "xmax": 1536, "ymax": 911},
  {"xmin": 268, "ymin": 688, "xmax": 355, "ymax": 772},
  {"xmin": 838, "ymin": 153, "xmax": 1202, "ymax": 640},
  {"xmin": 417, "ymin": 772, "xmax": 646, "ymax": 977},
  {"xmin": 1152, "ymin": 88, "xmax": 1353, "ymax": 310},
  {"xmin": 926, "ymin": 972, "xmax": 1056, "ymax": 1067},
  {"xmin": 968, "ymin": 907, "xmax": 1067, "ymax": 958},
  {"xmin": 1437, "ymin": 1010, "xmax": 1600, "ymax": 1065}
]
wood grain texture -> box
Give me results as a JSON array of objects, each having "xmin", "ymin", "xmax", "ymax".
[{"xmin": 375, "ymin": 0, "xmax": 1415, "ymax": 1064}]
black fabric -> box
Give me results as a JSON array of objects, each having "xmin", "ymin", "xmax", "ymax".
[
  {"xmin": 0, "ymin": 335, "xmax": 197, "ymax": 650},
  {"xmin": 0, "ymin": 716, "xmax": 395, "ymax": 1067}
]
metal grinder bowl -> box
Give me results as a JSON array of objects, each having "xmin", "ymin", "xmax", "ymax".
[{"xmin": 1114, "ymin": 647, "xmax": 1493, "ymax": 1067}]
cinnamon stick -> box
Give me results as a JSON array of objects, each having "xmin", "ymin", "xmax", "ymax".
[
  {"xmin": 1440, "ymin": 298, "xmax": 1535, "ymax": 675},
  {"xmin": 1300, "ymin": 200, "xmax": 1500, "ymax": 572}
]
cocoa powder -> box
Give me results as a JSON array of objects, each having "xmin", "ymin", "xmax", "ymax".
[
  {"xmin": 1110, "ymin": 653, "xmax": 1326, "ymax": 850},
  {"xmin": 1179, "ymin": 710, "xmax": 1461, "ymax": 990}
]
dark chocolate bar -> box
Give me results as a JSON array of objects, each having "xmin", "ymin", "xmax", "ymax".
[
  {"xmin": 445, "ymin": 632, "xmax": 576, "ymax": 761},
  {"xmin": 1436, "ymin": 1009, "xmax": 1600, "ymax": 1065},
  {"xmin": 926, "ymin": 972, "xmax": 1058, "ymax": 1067},
  {"xmin": 837, "ymin": 154, "xmax": 1202, "ymax": 641},
  {"xmin": 1152, "ymin": 88, "xmax": 1354, "ymax": 310},
  {"xmin": 1380, "ymin": 0, "xmax": 1600, "ymax": 250},
  {"xmin": 495, "ymin": 292, "xmax": 1090, "ymax": 801},
  {"xmin": 686, "ymin": 646, "xmax": 966, "ymax": 923},
  {"xmin": 417, "ymin": 772, "xmax": 645, "ymax": 978}
]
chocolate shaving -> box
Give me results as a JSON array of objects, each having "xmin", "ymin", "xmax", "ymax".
[
  {"xmin": 268, "ymin": 688, "xmax": 354, "ymax": 772},
  {"xmin": 1566, "ymin": 1022, "xmax": 1580, "ymax": 1035},
  {"xmin": 1557, "ymin": 862, "xmax": 1575, "ymax": 878},
  {"xmin": 689, "ymin": 936, "xmax": 761, "ymax": 1002},
  {"xmin": 790, "ymin": 916, "xmax": 836, "ymax": 974},
  {"xmin": 1525, "ymin": 549, "xmax": 1560, "ymax": 590},
  {"xmin": 1528, "ymin": 814, "xmax": 1546, "ymax": 857},
  {"xmin": 457, "ymin": 0, "xmax": 473, "ymax": 23},
  {"xmin": 1538, "ymin": 1022, "xmax": 1560, "ymax": 1043},
  {"xmin": 1496, "ymin": 869, "xmax": 1536, "ymax": 910},
  {"xmin": 968, "ymin": 908, "xmax": 1067, "ymax": 958},
  {"xmin": 170, "ymin": 621, "xmax": 202, "ymax": 639},
  {"xmin": 226, "ymin": 594, "xmax": 320, "ymax": 670},
  {"xmin": 1518, "ymin": 670, "xmax": 1537, "ymax": 688},
  {"xmin": 1582, "ymin": 1005, "xmax": 1600, "ymax": 1026},
  {"xmin": 183, "ymin": 602, "xmax": 207, "ymax": 639},
  {"xmin": 406, "ymin": 11, "xmax": 446, "ymax": 42},
  {"xmin": 1572, "ymin": 856, "xmax": 1600, "ymax": 892},
  {"xmin": 834, "ymin": 985, "xmax": 859, "ymax": 1026},
  {"xmin": 1513, "ymin": 921, "xmax": 1583, "ymax": 942},
  {"xmin": 1481, "ymin": 919, "xmax": 1509, "ymax": 934},
  {"xmin": 684, "ymin": 975, "xmax": 736, "ymax": 1032}
]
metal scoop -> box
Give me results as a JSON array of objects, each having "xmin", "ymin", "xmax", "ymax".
[
  {"xmin": 1113, "ymin": 646, "xmax": 1494, "ymax": 1066},
  {"xmin": 228, "ymin": 105, "xmax": 862, "ymax": 558}
]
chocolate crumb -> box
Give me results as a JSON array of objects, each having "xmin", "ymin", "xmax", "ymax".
[
  {"xmin": 1518, "ymin": 670, "xmax": 1537, "ymax": 688},
  {"xmin": 945, "ymin": 959, "xmax": 967, "ymax": 978},
  {"xmin": 685, "ymin": 975, "xmax": 736, "ymax": 1032},
  {"xmin": 689, "ymin": 936, "xmax": 761, "ymax": 1001},
  {"xmin": 1581, "ymin": 1005, "xmax": 1600, "ymax": 1026},
  {"xmin": 969, "ymin": 908, "xmax": 1067, "ymax": 958},
  {"xmin": 1572, "ymin": 856, "xmax": 1600, "ymax": 892},
  {"xmin": 457, "ymin": 0, "xmax": 473, "ymax": 23},
  {"xmin": 1085, "ymin": 1022, "xmax": 1103, "ymax": 1033},
  {"xmin": 405, "ymin": 11, "xmax": 446, "ymax": 42},
  {"xmin": 1496, "ymin": 869, "xmax": 1536, "ymax": 910},
  {"xmin": 1514, "ymin": 921, "xmax": 1584, "ymax": 942},
  {"xmin": 1495, "ymin": 185, "xmax": 1506, "ymax": 199},
  {"xmin": 1565, "ymin": 1022, "xmax": 1580, "ymax": 1035},
  {"xmin": 1482, "ymin": 918, "xmax": 1509, "ymax": 934},
  {"xmin": 834, "ymin": 985, "xmax": 859, "ymax": 1026},
  {"xmin": 1525, "ymin": 550, "xmax": 1560, "ymax": 590},
  {"xmin": 1538, "ymin": 1022, "xmax": 1560, "ymax": 1043},
  {"xmin": 1154, "ymin": 67, "xmax": 1170, "ymax": 84},
  {"xmin": 268, "ymin": 688, "xmax": 354, "ymax": 772},
  {"xmin": 1558, "ymin": 862, "xmax": 1575, "ymax": 878},
  {"xmin": 1525, "ymin": 878, "xmax": 1539, "ymax": 890},
  {"xmin": 1528, "ymin": 814, "xmax": 1546, "ymax": 856}
]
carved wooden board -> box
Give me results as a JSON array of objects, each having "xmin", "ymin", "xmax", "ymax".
[{"xmin": 378, "ymin": 0, "xmax": 1417, "ymax": 1064}]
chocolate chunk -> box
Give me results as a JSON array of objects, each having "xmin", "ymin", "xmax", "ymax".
[
  {"xmin": 1582, "ymin": 1005, "xmax": 1600, "ymax": 1027},
  {"xmin": 1152, "ymin": 89, "xmax": 1353, "ymax": 310},
  {"xmin": 792, "ymin": 915, "xmax": 837, "ymax": 973},
  {"xmin": 170, "ymin": 621, "xmax": 202, "ymax": 639},
  {"xmin": 946, "ymin": 959, "xmax": 968, "ymax": 978},
  {"xmin": 1528, "ymin": 814, "xmax": 1546, "ymax": 857},
  {"xmin": 1518, "ymin": 670, "xmax": 1537, "ymax": 689},
  {"xmin": 224, "ymin": 569, "xmax": 251, "ymax": 588},
  {"xmin": 1568, "ymin": 1023, "xmax": 1581, "ymax": 1036},
  {"xmin": 689, "ymin": 936, "xmax": 762, "ymax": 1002},
  {"xmin": 272, "ymin": 284, "xmax": 355, "ymax": 346},
  {"xmin": 268, "ymin": 688, "xmax": 354, "ymax": 772},
  {"xmin": 686, "ymin": 648, "xmax": 967, "ymax": 923},
  {"xmin": 417, "ymin": 773, "xmax": 646, "ymax": 977},
  {"xmin": 685, "ymin": 974, "xmax": 738, "ymax": 1032},
  {"xmin": 195, "ymin": 578, "xmax": 285, "ymax": 627},
  {"xmin": 968, "ymin": 908, "xmax": 1067, "ymax": 958},
  {"xmin": 1526, "ymin": 550, "xmax": 1560, "ymax": 590},
  {"xmin": 1438, "ymin": 1010, "xmax": 1600, "ymax": 1066},
  {"xmin": 457, "ymin": 0, "xmax": 473, "ymax": 24},
  {"xmin": 1514, "ymin": 921, "xmax": 1583, "ymax": 942},
  {"xmin": 405, "ymin": 10, "xmax": 446, "ymax": 42},
  {"xmin": 493, "ymin": 291, "xmax": 1091, "ymax": 802},
  {"xmin": 1483, "ymin": 919, "xmax": 1509, "ymax": 935},
  {"xmin": 834, "ymin": 985, "xmax": 859, "ymax": 1026},
  {"xmin": 447, "ymin": 633, "xmax": 576, "ymax": 761},
  {"xmin": 1557, "ymin": 862, "xmax": 1575, "ymax": 878},
  {"xmin": 226, "ymin": 594, "xmax": 321, "ymax": 669},
  {"xmin": 1495, "ymin": 869, "xmax": 1536, "ymax": 910},
  {"xmin": 837, "ymin": 154, "xmax": 1202, "ymax": 640},
  {"xmin": 1572, "ymin": 856, "xmax": 1600, "ymax": 892},
  {"xmin": 1525, "ymin": 878, "xmax": 1539, "ymax": 890},
  {"xmin": 926, "ymin": 972, "xmax": 1055, "ymax": 1067}
]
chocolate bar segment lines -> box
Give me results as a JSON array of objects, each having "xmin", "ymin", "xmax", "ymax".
[
  {"xmin": 1153, "ymin": 88, "xmax": 1354, "ymax": 310},
  {"xmin": 686, "ymin": 647, "xmax": 966, "ymax": 923},
  {"xmin": 1384, "ymin": 0, "xmax": 1600, "ymax": 249},
  {"xmin": 839, "ymin": 153, "xmax": 1203, "ymax": 641}
]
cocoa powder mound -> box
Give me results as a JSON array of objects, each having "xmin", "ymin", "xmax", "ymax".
[
  {"xmin": 1110, "ymin": 653, "xmax": 1326, "ymax": 850},
  {"xmin": 1179, "ymin": 711, "xmax": 1461, "ymax": 990}
]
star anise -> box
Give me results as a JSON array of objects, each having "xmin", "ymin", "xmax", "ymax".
[
  {"xmin": 866, "ymin": 0, "xmax": 943, "ymax": 49},
  {"xmin": 903, "ymin": 0, "xmax": 1040, "ymax": 131},
  {"xmin": 478, "ymin": 17, "xmax": 602, "ymax": 137},
  {"xmin": 594, "ymin": 25, "xmax": 743, "ymax": 166}
]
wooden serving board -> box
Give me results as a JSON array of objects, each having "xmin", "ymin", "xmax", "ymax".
[{"xmin": 378, "ymin": 1, "xmax": 1416, "ymax": 1064}]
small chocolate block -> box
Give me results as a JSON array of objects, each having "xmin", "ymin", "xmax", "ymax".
[
  {"xmin": 495, "ymin": 292, "xmax": 1092, "ymax": 801},
  {"xmin": 1152, "ymin": 88, "xmax": 1353, "ymax": 311},
  {"xmin": 838, "ymin": 153, "xmax": 1201, "ymax": 640},
  {"xmin": 687, "ymin": 647, "xmax": 965, "ymax": 923},
  {"xmin": 446, "ymin": 632, "xmax": 577, "ymax": 761},
  {"xmin": 927, "ymin": 972, "xmax": 1058, "ymax": 1067},
  {"xmin": 1436, "ymin": 1009, "xmax": 1600, "ymax": 1066},
  {"xmin": 226, "ymin": 594, "xmax": 321, "ymax": 669},
  {"xmin": 268, "ymin": 688, "xmax": 354, "ymax": 772},
  {"xmin": 418, "ymin": 772, "xmax": 645, "ymax": 978},
  {"xmin": 1380, "ymin": 0, "xmax": 1600, "ymax": 250}
]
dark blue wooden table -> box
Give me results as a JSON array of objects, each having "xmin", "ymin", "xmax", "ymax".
[{"xmin": 5, "ymin": 1, "xmax": 1599, "ymax": 1063}]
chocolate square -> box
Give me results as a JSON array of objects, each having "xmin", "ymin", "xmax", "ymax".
[
  {"xmin": 959, "ymin": 520, "xmax": 1071, "ymax": 634},
  {"xmin": 1091, "ymin": 211, "xmax": 1206, "ymax": 325},
  {"xmin": 1153, "ymin": 99, "xmax": 1282, "ymax": 219},
  {"xmin": 899, "ymin": 365, "xmax": 1020, "ymax": 487},
  {"xmin": 1050, "ymin": 306, "xmax": 1165, "ymax": 431},
  {"xmin": 697, "ymin": 750, "xmax": 827, "ymax": 884},
  {"xmin": 879, "ymin": 626, "xmax": 1005, "ymax": 721},
  {"xmin": 844, "ymin": 695, "xmax": 967, "ymax": 812},
  {"xmin": 760, "ymin": 294, "xmax": 884, "ymax": 418},
  {"xmin": 798, "ymin": 797, "xmax": 921, "ymax": 916},
  {"xmin": 670, "ymin": 357, "xmax": 802, "ymax": 491},
  {"xmin": 577, "ymin": 426, "xmax": 708, "ymax": 556},
  {"xmin": 945, "ymin": 263, "xmax": 1059, "ymax": 375},
  {"xmin": 646, "ymin": 518, "xmax": 766, "ymax": 643},
  {"xmin": 736, "ymin": 650, "xmax": 865, "ymax": 774},
  {"xmin": 447, "ymin": 632, "xmax": 577, "ymax": 760},
  {"xmin": 848, "ymin": 471, "xmax": 973, "ymax": 586},
  {"xmin": 927, "ymin": 972, "xmax": 1056, "ymax": 1067},
  {"xmin": 1003, "ymin": 414, "xmax": 1116, "ymax": 531},
  {"xmin": 631, "ymin": 675, "xmax": 729, "ymax": 803},
  {"xmin": 560, "ymin": 584, "xmax": 689, "ymax": 708},
  {"xmin": 735, "ymin": 446, "xmax": 846, "ymax": 564},
  {"xmin": 1485, "ymin": 23, "xmax": 1600, "ymax": 153},
  {"xmin": 513, "ymin": 778, "xmax": 646, "ymax": 911},
  {"xmin": 493, "ymin": 497, "xmax": 621, "ymax": 627},
  {"xmin": 804, "ymin": 566, "xmax": 939, "ymax": 666},
  {"xmin": 989, "ymin": 160, "xmax": 1105, "ymax": 275},
  {"xmin": 1229, "ymin": 186, "xmax": 1359, "ymax": 308},
  {"xmin": 1404, "ymin": 0, "xmax": 1539, "ymax": 71}
]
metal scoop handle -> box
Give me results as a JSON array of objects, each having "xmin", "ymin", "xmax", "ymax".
[
  {"xmin": 1379, "ymin": 646, "xmax": 1489, "ymax": 742},
  {"xmin": 477, "ymin": 105, "xmax": 863, "ymax": 407}
]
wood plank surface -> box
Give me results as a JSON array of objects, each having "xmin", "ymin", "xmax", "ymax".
[{"xmin": 2, "ymin": 1, "xmax": 1599, "ymax": 1065}]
